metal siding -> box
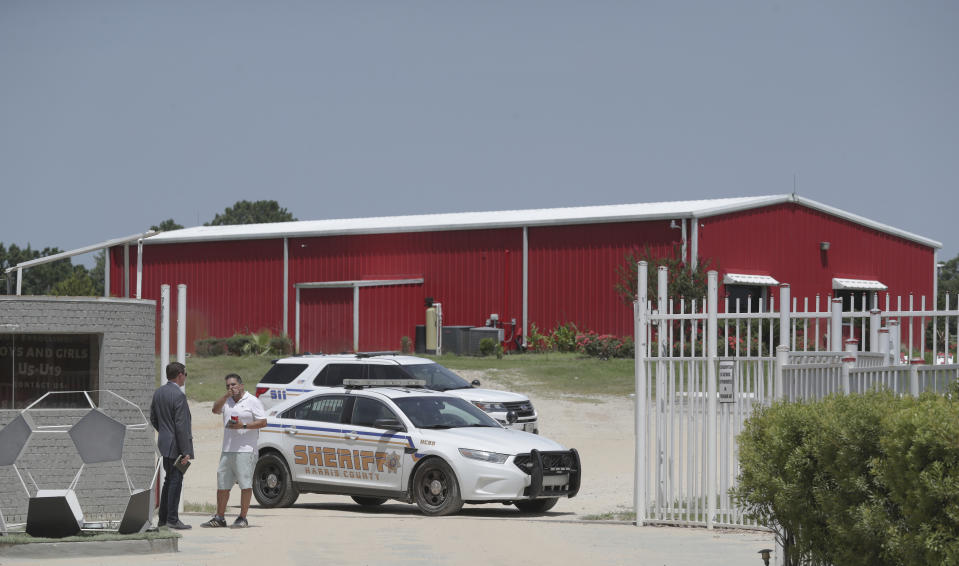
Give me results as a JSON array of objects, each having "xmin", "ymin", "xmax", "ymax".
[
  {"xmin": 300, "ymin": 288, "xmax": 353, "ymax": 353},
  {"xmin": 289, "ymin": 229, "xmax": 524, "ymax": 351},
  {"xmin": 528, "ymin": 221, "xmax": 678, "ymax": 338},
  {"xmin": 699, "ymin": 203, "xmax": 934, "ymax": 303},
  {"xmin": 113, "ymin": 240, "xmax": 284, "ymax": 352}
]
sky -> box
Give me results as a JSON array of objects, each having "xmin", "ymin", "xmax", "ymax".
[{"xmin": 1, "ymin": 1, "xmax": 957, "ymax": 268}]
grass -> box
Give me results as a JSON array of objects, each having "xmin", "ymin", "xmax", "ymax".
[
  {"xmin": 156, "ymin": 355, "xmax": 276, "ymax": 402},
  {"xmin": 424, "ymin": 352, "xmax": 635, "ymax": 398},
  {"xmin": 0, "ymin": 529, "xmax": 179, "ymax": 545},
  {"xmin": 157, "ymin": 351, "xmax": 637, "ymax": 403},
  {"xmin": 184, "ymin": 500, "xmax": 217, "ymax": 514},
  {"xmin": 582, "ymin": 508, "xmax": 637, "ymax": 522}
]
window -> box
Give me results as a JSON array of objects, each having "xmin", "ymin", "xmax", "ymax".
[
  {"xmin": 367, "ymin": 364, "xmax": 409, "ymax": 381},
  {"xmin": 258, "ymin": 363, "xmax": 308, "ymax": 384},
  {"xmin": 0, "ymin": 333, "xmax": 101, "ymax": 409},
  {"xmin": 284, "ymin": 395, "xmax": 347, "ymax": 423},
  {"xmin": 314, "ymin": 363, "xmax": 366, "ymax": 386},
  {"xmin": 351, "ymin": 397, "xmax": 399, "ymax": 429},
  {"xmin": 725, "ymin": 285, "xmax": 765, "ymax": 314}
]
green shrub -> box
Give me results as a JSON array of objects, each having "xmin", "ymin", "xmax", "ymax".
[
  {"xmin": 527, "ymin": 323, "xmax": 553, "ymax": 352},
  {"xmin": 269, "ymin": 335, "xmax": 293, "ymax": 355},
  {"xmin": 195, "ymin": 338, "xmax": 227, "ymax": 357},
  {"xmin": 734, "ymin": 391, "xmax": 959, "ymax": 566},
  {"xmin": 478, "ymin": 337, "xmax": 503, "ymax": 358},
  {"xmin": 551, "ymin": 322, "xmax": 579, "ymax": 353},
  {"xmin": 400, "ymin": 336, "xmax": 412, "ymax": 354},
  {"xmin": 225, "ymin": 334, "xmax": 254, "ymax": 356}
]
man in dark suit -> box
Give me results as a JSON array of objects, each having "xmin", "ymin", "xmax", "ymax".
[{"xmin": 150, "ymin": 361, "xmax": 194, "ymax": 530}]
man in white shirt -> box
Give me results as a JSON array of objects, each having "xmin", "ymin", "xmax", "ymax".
[{"xmin": 201, "ymin": 373, "xmax": 267, "ymax": 528}]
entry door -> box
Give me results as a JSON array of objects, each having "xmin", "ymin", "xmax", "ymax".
[{"xmin": 300, "ymin": 288, "xmax": 353, "ymax": 354}]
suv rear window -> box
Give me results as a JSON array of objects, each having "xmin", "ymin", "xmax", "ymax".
[
  {"xmin": 315, "ymin": 363, "xmax": 367, "ymax": 386},
  {"xmin": 258, "ymin": 363, "xmax": 308, "ymax": 384}
]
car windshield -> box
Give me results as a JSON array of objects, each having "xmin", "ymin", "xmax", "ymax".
[
  {"xmin": 401, "ymin": 363, "xmax": 472, "ymax": 391},
  {"xmin": 393, "ymin": 396, "xmax": 500, "ymax": 429}
]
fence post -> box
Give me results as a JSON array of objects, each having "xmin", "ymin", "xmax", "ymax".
[
  {"xmin": 779, "ymin": 284, "xmax": 790, "ymax": 348},
  {"xmin": 775, "ymin": 345, "xmax": 788, "ymax": 401},
  {"xmin": 889, "ymin": 319, "xmax": 901, "ymax": 363},
  {"xmin": 842, "ymin": 354, "xmax": 853, "ymax": 395},
  {"xmin": 706, "ymin": 270, "xmax": 718, "ymax": 530},
  {"xmin": 909, "ymin": 360, "xmax": 921, "ymax": 397},
  {"xmin": 869, "ymin": 309, "xmax": 881, "ymax": 353},
  {"xmin": 657, "ymin": 266, "xmax": 668, "ymax": 357},
  {"xmin": 879, "ymin": 326, "xmax": 890, "ymax": 363},
  {"xmin": 634, "ymin": 261, "xmax": 648, "ymax": 526},
  {"xmin": 830, "ymin": 298, "xmax": 843, "ymax": 351}
]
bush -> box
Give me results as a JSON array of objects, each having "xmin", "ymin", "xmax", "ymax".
[
  {"xmin": 551, "ymin": 322, "xmax": 579, "ymax": 353},
  {"xmin": 574, "ymin": 331, "xmax": 633, "ymax": 359},
  {"xmin": 195, "ymin": 338, "xmax": 227, "ymax": 357},
  {"xmin": 734, "ymin": 391, "xmax": 959, "ymax": 566},
  {"xmin": 225, "ymin": 334, "xmax": 254, "ymax": 356},
  {"xmin": 400, "ymin": 336, "xmax": 412, "ymax": 354},
  {"xmin": 478, "ymin": 337, "xmax": 503, "ymax": 359},
  {"xmin": 527, "ymin": 323, "xmax": 553, "ymax": 353},
  {"xmin": 269, "ymin": 335, "xmax": 293, "ymax": 355}
]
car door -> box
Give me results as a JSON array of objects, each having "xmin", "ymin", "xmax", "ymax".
[
  {"xmin": 344, "ymin": 395, "xmax": 408, "ymax": 491},
  {"xmin": 279, "ymin": 394, "xmax": 355, "ymax": 489}
]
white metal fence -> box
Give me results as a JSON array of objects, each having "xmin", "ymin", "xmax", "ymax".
[{"xmin": 633, "ymin": 262, "xmax": 959, "ymax": 531}]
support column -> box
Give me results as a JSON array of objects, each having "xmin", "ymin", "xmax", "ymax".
[
  {"xmin": 634, "ymin": 261, "xmax": 648, "ymax": 526},
  {"xmin": 706, "ymin": 270, "xmax": 718, "ymax": 529}
]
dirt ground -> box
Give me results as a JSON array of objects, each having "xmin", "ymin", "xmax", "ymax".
[{"xmin": 181, "ymin": 370, "xmax": 636, "ymax": 519}]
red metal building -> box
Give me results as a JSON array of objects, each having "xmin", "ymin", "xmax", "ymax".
[{"xmin": 107, "ymin": 195, "xmax": 941, "ymax": 354}]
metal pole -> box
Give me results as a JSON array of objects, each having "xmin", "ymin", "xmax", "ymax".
[
  {"xmin": 830, "ymin": 298, "xmax": 843, "ymax": 351},
  {"xmin": 136, "ymin": 239, "xmax": 143, "ymax": 299},
  {"xmin": 16, "ymin": 268, "xmax": 22, "ymax": 296},
  {"xmin": 779, "ymin": 284, "xmax": 790, "ymax": 348},
  {"xmin": 706, "ymin": 270, "xmax": 718, "ymax": 529},
  {"xmin": 353, "ymin": 286, "xmax": 360, "ymax": 352},
  {"xmin": 104, "ymin": 249, "xmax": 111, "ymax": 298},
  {"xmin": 124, "ymin": 244, "xmax": 130, "ymax": 298},
  {"xmin": 634, "ymin": 261, "xmax": 648, "ymax": 526},
  {"xmin": 283, "ymin": 238, "xmax": 289, "ymax": 337},
  {"xmin": 523, "ymin": 226, "xmax": 529, "ymax": 349},
  {"xmin": 295, "ymin": 287, "xmax": 301, "ymax": 353},
  {"xmin": 160, "ymin": 285, "xmax": 170, "ymax": 380},
  {"xmin": 177, "ymin": 285, "xmax": 187, "ymax": 364},
  {"xmin": 869, "ymin": 309, "xmax": 881, "ymax": 353},
  {"xmin": 690, "ymin": 217, "xmax": 699, "ymax": 271},
  {"xmin": 775, "ymin": 345, "xmax": 788, "ymax": 400}
]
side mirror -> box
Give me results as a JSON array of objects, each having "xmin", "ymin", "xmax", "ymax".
[
  {"xmin": 374, "ymin": 418, "xmax": 406, "ymax": 432},
  {"xmin": 506, "ymin": 410, "xmax": 518, "ymax": 425},
  {"xmin": 471, "ymin": 379, "xmax": 481, "ymax": 387}
]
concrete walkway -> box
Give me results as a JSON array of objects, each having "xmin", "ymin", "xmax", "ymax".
[{"xmin": 2, "ymin": 502, "xmax": 777, "ymax": 566}]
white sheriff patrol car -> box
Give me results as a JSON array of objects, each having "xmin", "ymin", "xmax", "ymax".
[
  {"xmin": 252, "ymin": 380, "xmax": 581, "ymax": 516},
  {"xmin": 254, "ymin": 354, "xmax": 539, "ymax": 433}
]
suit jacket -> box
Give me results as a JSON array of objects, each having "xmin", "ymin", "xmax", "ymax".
[{"xmin": 150, "ymin": 381, "xmax": 194, "ymax": 459}]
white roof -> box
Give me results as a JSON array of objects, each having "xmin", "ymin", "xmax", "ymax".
[
  {"xmin": 723, "ymin": 273, "xmax": 780, "ymax": 286},
  {"xmin": 832, "ymin": 278, "xmax": 888, "ymax": 291},
  {"xmin": 143, "ymin": 194, "xmax": 942, "ymax": 249}
]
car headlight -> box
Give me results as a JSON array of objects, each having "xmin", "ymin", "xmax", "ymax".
[
  {"xmin": 471, "ymin": 401, "xmax": 506, "ymax": 412},
  {"xmin": 458, "ymin": 448, "xmax": 509, "ymax": 464}
]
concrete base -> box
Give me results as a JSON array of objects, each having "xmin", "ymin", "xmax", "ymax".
[{"xmin": 0, "ymin": 536, "xmax": 177, "ymax": 559}]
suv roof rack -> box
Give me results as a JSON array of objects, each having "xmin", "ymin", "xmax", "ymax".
[
  {"xmin": 354, "ymin": 351, "xmax": 400, "ymax": 358},
  {"xmin": 342, "ymin": 379, "xmax": 426, "ymax": 390}
]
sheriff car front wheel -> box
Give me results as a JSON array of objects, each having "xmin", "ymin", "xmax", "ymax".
[
  {"xmin": 412, "ymin": 458, "xmax": 463, "ymax": 516},
  {"xmin": 253, "ymin": 452, "xmax": 300, "ymax": 508}
]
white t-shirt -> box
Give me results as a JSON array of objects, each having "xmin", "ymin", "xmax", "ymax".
[{"xmin": 221, "ymin": 392, "xmax": 267, "ymax": 453}]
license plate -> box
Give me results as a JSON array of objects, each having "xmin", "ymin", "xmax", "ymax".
[
  {"xmin": 523, "ymin": 423, "xmax": 535, "ymax": 432},
  {"xmin": 543, "ymin": 474, "xmax": 569, "ymax": 487}
]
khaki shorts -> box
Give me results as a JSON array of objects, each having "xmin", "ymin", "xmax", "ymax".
[{"xmin": 217, "ymin": 452, "xmax": 256, "ymax": 490}]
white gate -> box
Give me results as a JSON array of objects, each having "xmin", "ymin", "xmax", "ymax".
[{"xmin": 633, "ymin": 262, "xmax": 959, "ymax": 530}]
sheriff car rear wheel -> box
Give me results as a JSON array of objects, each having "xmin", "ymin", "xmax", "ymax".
[
  {"xmin": 253, "ymin": 452, "xmax": 299, "ymax": 508},
  {"xmin": 412, "ymin": 458, "xmax": 463, "ymax": 516},
  {"xmin": 514, "ymin": 497, "xmax": 559, "ymax": 514}
]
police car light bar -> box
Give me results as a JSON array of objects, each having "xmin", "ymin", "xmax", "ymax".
[{"xmin": 342, "ymin": 379, "xmax": 426, "ymax": 388}]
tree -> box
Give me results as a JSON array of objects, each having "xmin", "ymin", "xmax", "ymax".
[
  {"xmin": 0, "ymin": 243, "xmax": 73, "ymax": 295},
  {"xmin": 51, "ymin": 265, "xmax": 99, "ymax": 296},
  {"xmin": 938, "ymin": 252, "xmax": 959, "ymax": 309},
  {"xmin": 150, "ymin": 219, "xmax": 184, "ymax": 232},
  {"xmin": 205, "ymin": 200, "xmax": 296, "ymax": 226},
  {"xmin": 614, "ymin": 244, "xmax": 714, "ymax": 305}
]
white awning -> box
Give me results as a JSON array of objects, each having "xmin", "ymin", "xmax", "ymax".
[
  {"xmin": 832, "ymin": 278, "xmax": 888, "ymax": 291},
  {"xmin": 723, "ymin": 273, "xmax": 780, "ymax": 286}
]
